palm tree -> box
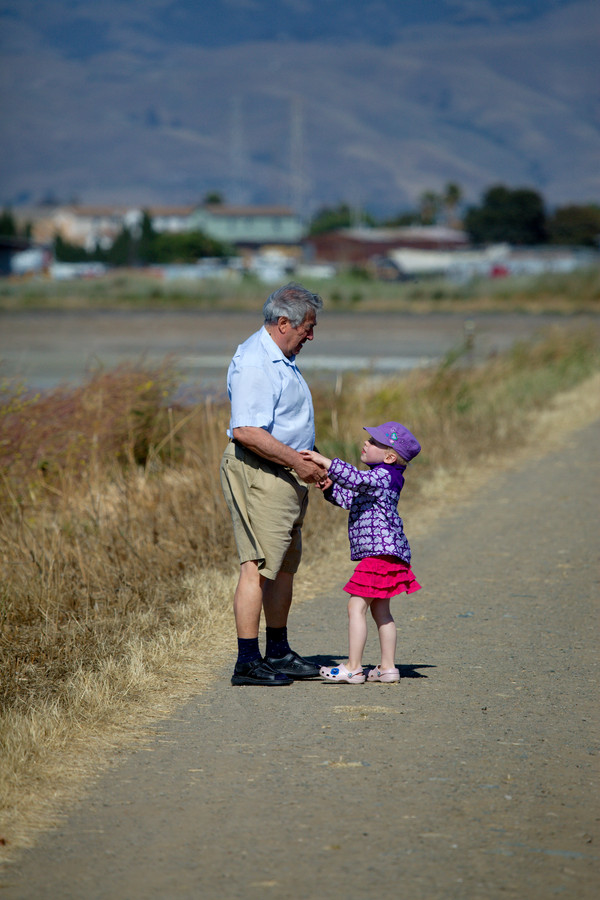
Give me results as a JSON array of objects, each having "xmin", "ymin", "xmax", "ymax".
[
  {"xmin": 443, "ymin": 182, "xmax": 463, "ymax": 228},
  {"xmin": 419, "ymin": 190, "xmax": 441, "ymax": 225}
]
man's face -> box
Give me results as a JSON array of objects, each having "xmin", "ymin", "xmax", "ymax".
[{"xmin": 279, "ymin": 312, "xmax": 317, "ymax": 358}]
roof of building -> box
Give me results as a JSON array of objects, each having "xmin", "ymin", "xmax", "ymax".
[
  {"xmin": 339, "ymin": 225, "xmax": 468, "ymax": 244},
  {"xmin": 146, "ymin": 206, "xmax": 197, "ymax": 217},
  {"xmin": 201, "ymin": 205, "xmax": 298, "ymax": 218},
  {"xmin": 57, "ymin": 206, "xmax": 138, "ymax": 217}
]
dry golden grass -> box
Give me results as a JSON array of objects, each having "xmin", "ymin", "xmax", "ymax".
[
  {"xmin": 0, "ymin": 567, "xmax": 237, "ymax": 857},
  {"xmin": 1, "ymin": 323, "xmax": 599, "ymax": 859}
]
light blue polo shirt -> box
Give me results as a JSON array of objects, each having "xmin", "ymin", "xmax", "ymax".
[{"xmin": 226, "ymin": 326, "xmax": 315, "ymax": 452}]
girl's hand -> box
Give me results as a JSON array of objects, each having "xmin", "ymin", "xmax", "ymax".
[
  {"xmin": 301, "ymin": 449, "xmax": 332, "ymax": 469},
  {"xmin": 301, "ymin": 449, "xmax": 332, "ymax": 489}
]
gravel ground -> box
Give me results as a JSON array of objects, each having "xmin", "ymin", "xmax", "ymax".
[{"xmin": 1, "ymin": 416, "xmax": 598, "ymax": 900}]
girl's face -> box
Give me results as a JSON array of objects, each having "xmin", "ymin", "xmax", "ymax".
[{"xmin": 360, "ymin": 436, "xmax": 392, "ymax": 466}]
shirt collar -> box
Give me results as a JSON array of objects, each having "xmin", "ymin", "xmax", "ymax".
[{"xmin": 260, "ymin": 325, "xmax": 296, "ymax": 364}]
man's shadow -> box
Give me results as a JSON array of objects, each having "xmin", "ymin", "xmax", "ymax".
[{"xmin": 309, "ymin": 654, "xmax": 435, "ymax": 679}]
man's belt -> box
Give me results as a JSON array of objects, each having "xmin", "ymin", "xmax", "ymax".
[{"xmin": 230, "ymin": 438, "xmax": 294, "ymax": 473}]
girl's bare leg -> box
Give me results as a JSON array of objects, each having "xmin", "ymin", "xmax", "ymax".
[
  {"xmin": 347, "ymin": 594, "xmax": 369, "ymax": 671},
  {"xmin": 370, "ymin": 597, "xmax": 397, "ymax": 670}
]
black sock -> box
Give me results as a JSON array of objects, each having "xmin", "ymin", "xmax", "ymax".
[
  {"xmin": 265, "ymin": 626, "xmax": 291, "ymax": 659},
  {"xmin": 237, "ymin": 637, "xmax": 261, "ymax": 666}
]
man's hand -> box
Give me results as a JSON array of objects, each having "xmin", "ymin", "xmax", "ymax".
[
  {"xmin": 293, "ymin": 455, "xmax": 329, "ymax": 484},
  {"xmin": 232, "ymin": 426, "xmax": 327, "ymax": 484},
  {"xmin": 301, "ymin": 449, "xmax": 332, "ymax": 469},
  {"xmin": 299, "ymin": 449, "xmax": 332, "ymax": 488}
]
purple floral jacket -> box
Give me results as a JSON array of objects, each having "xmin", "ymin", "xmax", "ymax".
[{"xmin": 325, "ymin": 458, "xmax": 411, "ymax": 564}]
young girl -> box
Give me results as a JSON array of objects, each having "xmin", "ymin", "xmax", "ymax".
[{"xmin": 301, "ymin": 421, "xmax": 421, "ymax": 684}]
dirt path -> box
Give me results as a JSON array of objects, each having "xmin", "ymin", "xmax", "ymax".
[{"xmin": 2, "ymin": 419, "xmax": 599, "ymax": 899}]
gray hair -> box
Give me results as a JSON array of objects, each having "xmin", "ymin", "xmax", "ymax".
[{"xmin": 263, "ymin": 282, "xmax": 323, "ymax": 328}]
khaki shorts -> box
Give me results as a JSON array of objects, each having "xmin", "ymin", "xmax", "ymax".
[{"xmin": 220, "ymin": 441, "xmax": 309, "ymax": 580}]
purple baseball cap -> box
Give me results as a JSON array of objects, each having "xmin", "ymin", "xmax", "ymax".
[{"xmin": 364, "ymin": 421, "xmax": 421, "ymax": 462}]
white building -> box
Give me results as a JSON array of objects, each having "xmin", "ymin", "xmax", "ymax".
[
  {"xmin": 25, "ymin": 203, "xmax": 305, "ymax": 252},
  {"xmin": 188, "ymin": 205, "xmax": 305, "ymax": 247}
]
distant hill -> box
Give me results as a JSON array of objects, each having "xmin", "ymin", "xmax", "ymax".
[{"xmin": 1, "ymin": 0, "xmax": 598, "ymax": 215}]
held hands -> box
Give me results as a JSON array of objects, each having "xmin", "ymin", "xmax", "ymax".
[
  {"xmin": 300, "ymin": 449, "xmax": 332, "ymax": 490},
  {"xmin": 301, "ymin": 449, "xmax": 332, "ymax": 468},
  {"xmin": 294, "ymin": 454, "xmax": 329, "ymax": 485}
]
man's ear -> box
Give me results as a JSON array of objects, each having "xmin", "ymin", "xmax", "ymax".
[{"xmin": 277, "ymin": 316, "xmax": 290, "ymax": 333}]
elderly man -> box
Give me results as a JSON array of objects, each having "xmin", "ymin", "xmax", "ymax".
[{"xmin": 220, "ymin": 282, "xmax": 326, "ymax": 685}]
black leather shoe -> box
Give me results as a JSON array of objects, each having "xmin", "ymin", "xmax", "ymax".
[
  {"xmin": 231, "ymin": 658, "xmax": 293, "ymax": 686},
  {"xmin": 263, "ymin": 650, "xmax": 320, "ymax": 679}
]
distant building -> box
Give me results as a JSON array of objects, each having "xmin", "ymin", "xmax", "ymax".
[
  {"xmin": 20, "ymin": 203, "xmax": 305, "ymax": 253},
  {"xmin": 0, "ymin": 235, "xmax": 38, "ymax": 276},
  {"xmin": 387, "ymin": 244, "xmax": 598, "ymax": 281},
  {"xmin": 19, "ymin": 205, "xmax": 143, "ymax": 251},
  {"xmin": 55, "ymin": 206, "xmax": 144, "ymax": 251},
  {"xmin": 305, "ymin": 225, "xmax": 469, "ymax": 266},
  {"xmin": 147, "ymin": 206, "xmax": 197, "ymax": 233},
  {"xmin": 188, "ymin": 205, "xmax": 305, "ymax": 248}
]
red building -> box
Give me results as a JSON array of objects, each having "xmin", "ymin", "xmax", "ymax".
[{"xmin": 304, "ymin": 226, "xmax": 468, "ymax": 266}]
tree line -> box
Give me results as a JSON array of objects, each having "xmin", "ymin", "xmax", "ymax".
[
  {"xmin": 310, "ymin": 183, "xmax": 600, "ymax": 247},
  {"xmin": 1, "ymin": 183, "xmax": 599, "ymax": 267}
]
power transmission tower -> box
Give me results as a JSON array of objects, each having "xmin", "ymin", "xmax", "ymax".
[
  {"xmin": 290, "ymin": 95, "xmax": 306, "ymax": 219},
  {"xmin": 229, "ymin": 95, "xmax": 246, "ymax": 205}
]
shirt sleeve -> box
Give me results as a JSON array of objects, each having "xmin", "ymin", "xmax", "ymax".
[{"xmin": 229, "ymin": 364, "xmax": 278, "ymax": 430}]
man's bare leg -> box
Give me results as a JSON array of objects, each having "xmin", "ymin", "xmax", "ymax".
[
  {"xmin": 231, "ymin": 561, "xmax": 293, "ymax": 685},
  {"xmin": 233, "ymin": 559, "xmax": 266, "ymax": 638},
  {"xmin": 263, "ymin": 570, "xmax": 319, "ymax": 679},
  {"xmin": 262, "ymin": 570, "xmax": 293, "ymax": 628}
]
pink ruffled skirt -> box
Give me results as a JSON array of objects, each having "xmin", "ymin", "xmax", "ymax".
[{"xmin": 343, "ymin": 555, "xmax": 422, "ymax": 599}]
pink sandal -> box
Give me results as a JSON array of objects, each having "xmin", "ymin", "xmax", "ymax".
[
  {"xmin": 320, "ymin": 663, "xmax": 366, "ymax": 684},
  {"xmin": 367, "ymin": 666, "xmax": 400, "ymax": 683}
]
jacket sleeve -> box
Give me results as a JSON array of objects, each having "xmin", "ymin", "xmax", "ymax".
[
  {"xmin": 323, "ymin": 481, "xmax": 353, "ymax": 510},
  {"xmin": 328, "ymin": 458, "xmax": 388, "ymax": 495}
]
